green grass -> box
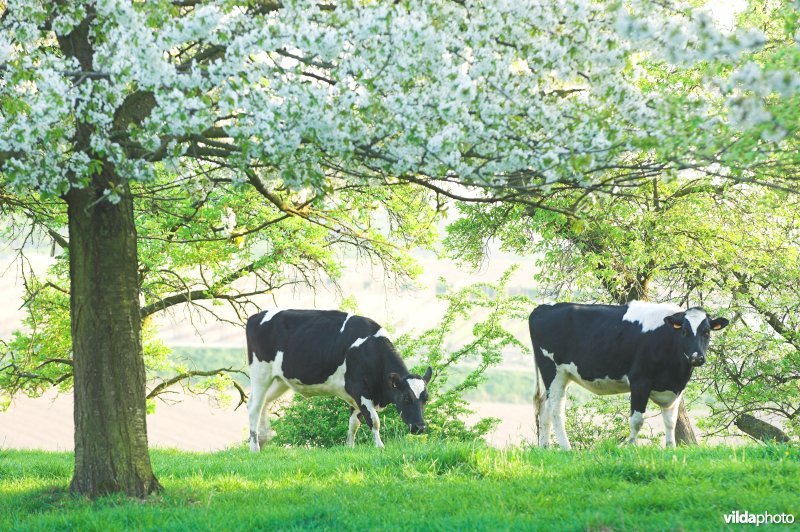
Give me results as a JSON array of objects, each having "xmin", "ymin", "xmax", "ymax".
[{"xmin": 1, "ymin": 442, "xmax": 798, "ymax": 530}]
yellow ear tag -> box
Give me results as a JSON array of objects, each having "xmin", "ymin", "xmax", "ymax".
[
  {"xmin": 672, "ymin": 323, "xmax": 682, "ymax": 329},
  {"xmin": 711, "ymin": 323, "xmax": 722, "ymax": 330}
]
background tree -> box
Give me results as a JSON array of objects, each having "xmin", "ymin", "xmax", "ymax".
[
  {"xmin": 445, "ymin": 179, "xmax": 799, "ymax": 443},
  {"xmin": 441, "ymin": 0, "xmax": 800, "ymax": 445}
]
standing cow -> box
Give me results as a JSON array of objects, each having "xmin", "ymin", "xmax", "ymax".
[
  {"xmin": 246, "ymin": 309, "xmax": 432, "ymax": 451},
  {"xmin": 529, "ymin": 301, "xmax": 728, "ymax": 449}
]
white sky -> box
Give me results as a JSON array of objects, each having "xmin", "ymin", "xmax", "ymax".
[{"xmin": 706, "ymin": 0, "xmax": 748, "ymax": 31}]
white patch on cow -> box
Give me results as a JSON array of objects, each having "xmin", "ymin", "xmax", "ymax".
[
  {"xmin": 260, "ymin": 308, "xmax": 285, "ymax": 325},
  {"xmin": 350, "ymin": 336, "xmax": 369, "ymax": 350},
  {"xmin": 407, "ymin": 378, "xmax": 426, "ymax": 399},
  {"xmin": 272, "ymin": 350, "xmax": 285, "ymax": 378},
  {"xmin": 579, "ymin": 375, "xmax": 631, "ymax": 395},
  {"xmin": 558, "ymin": 362, "xmax": 630, "ymax": 396},
  {"xmin": 650, "ymin": 389, "xmax": 679, "ymax": 407},
  {"xmin": 282, "ymin": 359, "xmax": 349, "ymax": 401},
  {"xmin": 249, "ymin": 357, "xmax": 272, "ymax": 384},
  {"xmin": 360, "ymin": 396, "xmax": 384, "ymax": 448},
  {"xmin": 629, "ymin": 410, "xmax": 645, "ymax": 444},
  {"xmin": 558, "ymin": 361, "xmax": 582, "ymax": 381},
  {"xmin": 685, "ymin": 308, "xmax": 707, "ymax": 335},
  {"xmin": 540, "ymin": 348, "xmax": 555, "ymax": 361},
  {"xmin": 623, "ymin": 301, "xmax": 682, "ymax": 332},
  {"xmin": 340, "ymin": 313, "xmax": 353, "ymax": 333},
  {"xmin": 348, "ymin": 328, "xmax": 388, "ymax": 350}
]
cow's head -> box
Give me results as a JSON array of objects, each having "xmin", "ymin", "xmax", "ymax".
[
  {"xmin": 664, "ymin": 308, "xmax": 729, "ymax": 367},
  {"xmin": 388, "ymin": 366, "xmax": 433, "ymax": 435}
]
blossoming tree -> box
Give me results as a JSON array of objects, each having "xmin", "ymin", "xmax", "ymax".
[{"xmin": 1, "ymin": 0, "xmax": 795, "ymax": 496}]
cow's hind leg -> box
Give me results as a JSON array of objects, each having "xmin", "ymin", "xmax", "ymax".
[
  {"xmin": 549, "ymin": 372, "xmax": 571, "ymax": 450},
  {"xmin": 258, "ymin": 379, "xmax": 290, "ymax": 446},
  {"xmin": 248, "ymin": 359, "xmax": 273, "ymax": 453}
]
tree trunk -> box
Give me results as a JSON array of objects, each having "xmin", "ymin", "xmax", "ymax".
[
  {"xmin": 67, "ymin": 177, "xmax": 161, "ymax": 498},
  {"xmin": 674, "ymin": 398, "xmax": 697, "ymax": 445},
  {"xmin": 735, "ymin": 414, "xmax": 790, "ymax": 443}
]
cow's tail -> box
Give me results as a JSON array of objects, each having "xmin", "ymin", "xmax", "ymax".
[
  {"xmin": 245, "ymin": 313, "xmax": 259, "ymax": 367},
  {"xmin": 532, "ymin": 347, "xmax": 546, "ymax": 444},
  {"xmin": 529, "ymin": 313, "xmax": 546, "ymax": 444}
]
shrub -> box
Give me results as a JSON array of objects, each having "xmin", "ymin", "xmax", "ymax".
[{"xmin": 271, "ymin": 268, "xmax": 530, "ymax": 447}]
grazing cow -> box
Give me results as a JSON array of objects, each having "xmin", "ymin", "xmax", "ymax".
[
  {"xmin": 529, "ymin": 301, "xmax": 728, "ymax": 449},
  {"xmin": 246, "ymin": 309, "xmax": 432, "ymax": 451}
]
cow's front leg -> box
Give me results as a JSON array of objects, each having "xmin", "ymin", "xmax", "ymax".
[
  {"xmin": 627, "ymin": 384, "xmax": 650, "ymax": 445},
  {"xmin": 359, "ymin": 396, "xmax": 384, "ymax": 449},
  {"xmin": 660, "ymin": 396, "xmax": 680, "ymax": 448},
  {"xmin": 346, "ymin": 408, "xmax": 362, "ymax": 447}
]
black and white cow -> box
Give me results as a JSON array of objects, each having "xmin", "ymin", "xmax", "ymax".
[
  {"xmin": 246, "ymin": 309, "xmax": 432, "ymax": 451},
  {"xmin": 529, "ymin": 301, "xmax": 729, "ymax": 449}
]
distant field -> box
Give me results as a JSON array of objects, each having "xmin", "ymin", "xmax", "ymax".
[
  {"xmin": 1, "ymin": 443, "xmax": 798, "ymax": 530},
  {"xmin": 166, "ymin": 346, "xmax": 536, "ymax": 404}
]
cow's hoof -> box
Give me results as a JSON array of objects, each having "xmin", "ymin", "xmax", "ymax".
[{"xmin": 250, "ymin": 441, "xmax": 261, "ymax": 453}]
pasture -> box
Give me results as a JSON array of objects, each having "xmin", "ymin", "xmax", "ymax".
[{"xmin": 2, "ymin": 442, "xmax": 798, "ymax": 530}]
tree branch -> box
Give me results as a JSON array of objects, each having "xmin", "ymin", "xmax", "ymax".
[
  {"xmin": 146, "ymin": 367, "xmax": 248, "ymax": 404},
  {"xmin": 140, "ymin": 260, "xmax": 271, "ymax": 317}
]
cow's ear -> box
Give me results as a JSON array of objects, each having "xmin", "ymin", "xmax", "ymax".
[
  {"xmin": 388, "ymin": 373, "xmax": 402, "ymax": 389},
  {"xmin": 710, "ymin": 317, "xmax": 729, "ymax": 331},
  {"xmin": 664, "ymin": 313, "xmax": 685, "ymax": 329},
  {"xmin": 422, "ymin": 366, "xmax": 433, "ymax": 383}
]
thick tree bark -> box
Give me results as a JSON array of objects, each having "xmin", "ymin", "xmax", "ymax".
[
  {"xmin": 67, "ymin": 176, "xmax": 161, "ymax": 498},
  {"xmin": 735, "ymin": 414, "xmax": 791, "ymax": 443}
]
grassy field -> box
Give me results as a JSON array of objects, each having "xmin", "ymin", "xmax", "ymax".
[{"xmin": 1, "ymin": 442, "xmax": 798, "ymax": 530}]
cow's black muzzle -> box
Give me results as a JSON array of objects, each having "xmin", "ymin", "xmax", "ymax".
[
  {"xmin": 689, "ymin": 353, "xmax": 705, "ymax": 367},
  {"xmin": 410, "ymin": 423, "xmax": 426, "ymax": 435}
]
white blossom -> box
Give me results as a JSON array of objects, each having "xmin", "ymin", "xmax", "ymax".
[{"xmin": 0, "ymin": 0, "xmax": 796, "ymax": 200}]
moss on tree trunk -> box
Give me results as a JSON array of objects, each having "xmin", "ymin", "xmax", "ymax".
[{"xmin": 66, "ymin": 176, "xmax": 161, "ymax": 498}]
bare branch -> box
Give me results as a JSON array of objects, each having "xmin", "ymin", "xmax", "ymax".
[{"xmin": 146, "ymin": 367, "xmax": 247, "ymax": 400}]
